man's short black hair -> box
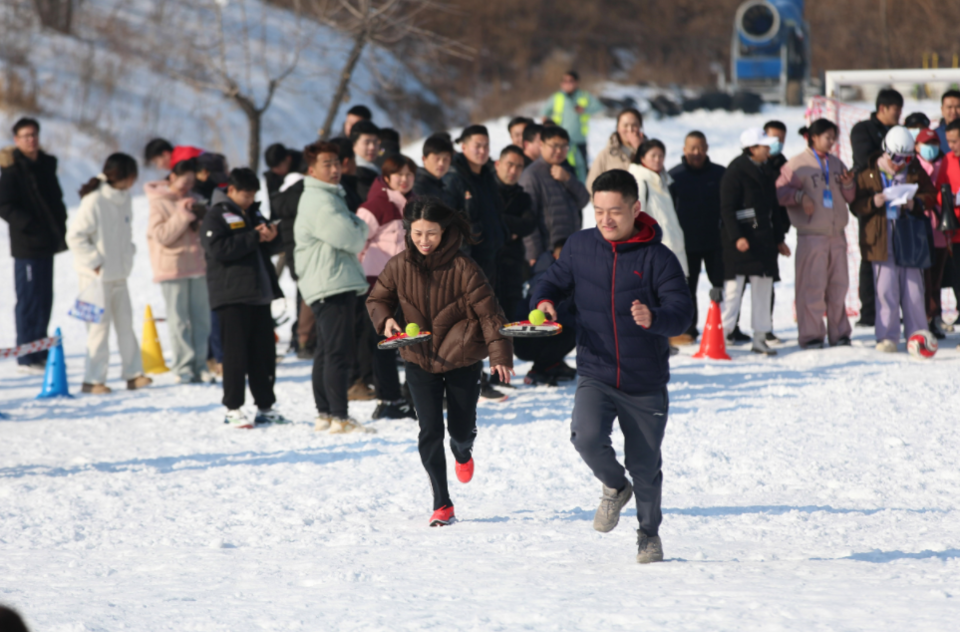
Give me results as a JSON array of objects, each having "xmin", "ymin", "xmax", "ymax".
[
  {"xmin": 264, "ymin": 143, "xmax": 289, "ymax": 168},
  {"xmin": 456, "ymin": 125, "xmax": 489, "ymax": 144},
  {"xmin": 540, "ymin": 126, "xmax": 570, "ymax": 144},
  {"xmin": 564, "ymin": 70, "xmax": 579, "ymax": 82},
  {"xmin": 508, "ymin": 116, "xmax": 532, "ymax": 131},
  {"xmin": 329, "ymin": 136, "xmax": 355, "ymax": 161},
  {"xmin": 876, "ymin": 88, "xmax": 904, "ymax": 110},
  {"xmin": 592, "ymin": 169, "xmax": 638, "ymax": 203},
  {"xmin": 942, "ymin": 90, "xmax": 960, "ymax": 104},
  {"xmin": 522, "ymin": 123, "xmax": 543, "ymax": 144},
  {"xmin": 499, "ymin": 144, "xmax": 525, "ymax": 161},
  {"xmin": 946, "ymin": 120, "xmax": 960, "ymax": 134},
  {"xmin": 347, "ymin": 104, "xmax": 373, "ymax": 120},
  {"xmin": 686, "ymin": 130, "xmax": 707, "ymax": 142},
  {"xmin": 144, "ymin": 138, "xmax": 174, "ymax": 163},
  {"xmin": 423, "ymin": 133, "xmax": 454, "ymax": 158},
  {"xmin": 12, "ymin": 117, "xmax": 40, "ymax": 136},
  {"xmin": 349, "ymin": 120, "xmax": 380, "ymax": 146},
  {"xmin": 904, "ymin": 112, "xmax": 931, "ymax": 128},
  {"xmin": 227, "ymin": 167, "xmax": 260, "ymax": 192},
  {"xmin": 763, "ymin": 120, "xmax": 786, "ymax": 133}
]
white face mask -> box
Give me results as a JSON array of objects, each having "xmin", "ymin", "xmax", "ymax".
[{"xmin": 908, "ymin": 128, "xmax": 921, "ymax": 140}]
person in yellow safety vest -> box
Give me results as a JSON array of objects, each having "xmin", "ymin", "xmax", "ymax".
[{"xmin": 541, "ymin": 70, "xmax": 603, "ymax": 183}]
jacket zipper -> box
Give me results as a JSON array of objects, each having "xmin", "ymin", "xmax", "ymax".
[
  {"xmin": 611, "ymin": 245, "xmax": 621, "ymax": 389},
  {"xmin": 423, "ymin": 273, "xmax": 433, "ymax": 364}
]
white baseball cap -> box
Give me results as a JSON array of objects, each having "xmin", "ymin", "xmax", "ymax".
[{"xmin": 740, "ymin": 127, "xmax": 778, "ymax": 149}]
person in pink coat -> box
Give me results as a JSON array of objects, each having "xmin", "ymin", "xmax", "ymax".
[
  {"xmin": 776, "ymin": 119, "xmax": 857, "ymax": 349},
  {"xmin": 356, "ymin": 154, "xmax": 417, "ymax": 420},
  {"xmin": 145, "ymin": 157, "xmax": 212, "ymax": 383},
  {"xmin": 915, "ymin": 128, "xmax": 949, "ymax": 337}
]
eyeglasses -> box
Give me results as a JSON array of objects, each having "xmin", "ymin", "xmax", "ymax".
[{"xmin": 544, "ymin": 142, "xmax": 570, "ymax": 152}]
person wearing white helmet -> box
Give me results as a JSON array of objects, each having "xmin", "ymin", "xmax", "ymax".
[
  {"xmin": 851, "ymin": 126, "xmax": 937, "ymax": 352},
  {"xmin": 718, "ymin": 128, "xmax": 791, "ymax": 356}
]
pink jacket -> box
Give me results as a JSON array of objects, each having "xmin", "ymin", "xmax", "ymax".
[
  {"xmin": 145, "ymin": 181, "xmax": 206, "ymax": 282},
  {"xmin": 357, "ymin": 178, "xmax": 408, "ymax": 281},
  {"xmin": 776, "ymin": 148, "xmax": 856, "ymax": 237}
]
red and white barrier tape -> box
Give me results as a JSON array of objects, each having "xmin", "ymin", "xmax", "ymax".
[{"xmin": 0, "ymin": 335, "xmax": 61, "ymax": 359}]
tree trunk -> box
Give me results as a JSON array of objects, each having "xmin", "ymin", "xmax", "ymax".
[
  {"xmin": 233, "ymin": 93, "xmax": 262, "ymax": 172},
  {"xmin": 32, "ymin": 0, "xmax": 74, "ymax": 33},
  {"xmin": 319, "ymin": 30, "xmax": 367, "ymax": 139}
]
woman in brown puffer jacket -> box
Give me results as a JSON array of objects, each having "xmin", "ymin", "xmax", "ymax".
[{"xmin": 367, "ymin": 198, "xmax": 513, "ymax": 527}]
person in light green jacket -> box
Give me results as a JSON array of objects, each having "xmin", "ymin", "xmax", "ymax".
[
  {"xmin": 294, "ymin": 140, "xmax": 374, "ymax": 434},
  {"xmin": 541, "ymin": 70, "xmax": 603, "ymax": 182}
]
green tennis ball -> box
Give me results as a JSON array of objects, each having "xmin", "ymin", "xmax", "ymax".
[
  {"xmin": 405, "ymin": 323, "xmax": 420, "ymax": 337},
  {"xmin": 529, "ymin": 309, "xmax": 547, "ymax": 326}
]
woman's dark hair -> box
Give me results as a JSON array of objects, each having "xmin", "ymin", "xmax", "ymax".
[
  {"xmin": 78, "ymin": 153, "xmax": 139, "ymax": 197},
  {"xmin": 633, "ymin": 138, "xmax": 666, "ymax": 164},
  {"xmin": 381, "ymin": 154, "xmax": 418, "ymax": 185},
  {"xmin": 614, "ymin": 108, "xmax": 643, "ymax": 147},
  {"xmin": 806, "ymin": 118, "xmax": 839, "ymax": 147},
  {"xmin": 904, "ymin": 112, "xmax": 931, "ymax": 129},
  {"xmin": 170, "ymin": 157, "xmax": 198, "ymax": 178},
  {"xmin": 403, "ymin": 198, "xmax": 478, "ymax": 271}
]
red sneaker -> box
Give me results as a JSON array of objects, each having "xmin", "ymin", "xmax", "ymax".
[
  {"xmin": 456, "ymin": 458, "xmax": 474, "ymax": 483},
  {"xmin": 429, "ymin": 505, "xmax": 455, "ymax": 527}
]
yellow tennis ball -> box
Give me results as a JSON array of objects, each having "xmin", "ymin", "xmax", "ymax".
[
  {"xmin": 405, "ymin": 323, "xmax": 420, "ymax": 337},
  {"xmin": 529, "ymin": 309, "xmax": 546, "ymax": 326}
]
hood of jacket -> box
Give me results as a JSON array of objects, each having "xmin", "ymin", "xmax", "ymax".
[
  {"xmin": 280, "ymin": 172, "xmax": 305, "ymax": 193},
  {"xmin": 144, "ymin": 180, "xmax": 186, "ymax": 202},
  {"xmin": 404, "ymin": 224, "xmax": 464, "ymax": 271},
  {"xmin": 595, "ymin": 212, "xmax": 661, "ymax": 251}
]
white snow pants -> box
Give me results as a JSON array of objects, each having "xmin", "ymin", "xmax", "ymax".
[
  {"xmin": 721, "ymin": 275, "xmax": 773, "ymax": 337},
  {"xmin": 80, "ymin": 276, "xmax": 143, "ymax": 384}
]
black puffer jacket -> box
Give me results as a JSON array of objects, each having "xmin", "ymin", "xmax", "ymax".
[
  {"xmin": 668, "ymin": 156, "xmax": 726, "ymax": 252},
  {"xmin": 0, "ymin": 148, "xmax": 67, "ymax": 258},
  {"xmin": 495, "ymin": 175, "xmax": 537, "ymax": 302},
  {"xmin": 446, "ymin": 153, "xmax": 507, "ymax": 265},
  {"xmin": 200, "ymin": 196, "xmax": 283, "ymax": 310},
  {"xmin": 850, "ymin": 113, "xmax": 892, "ymax": 174},
  {"xmin": 269, "ymin": 176, "xmax": 304, "ymax": 279},
  {"xmin": 413, "ymin": 167, "xmax": 461, "ymax": 210},
  {"xmin": 719, "ymin": 154, "xmax": 787, "ymax": 279}
]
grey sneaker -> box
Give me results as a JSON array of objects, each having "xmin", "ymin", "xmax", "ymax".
[
  {"xmin": 751, "ymin": 335, "xmax": 777, "ymax": 356},
  {"xmin": 593, "ymin": 481, "xmax": 633, "ymax": 533},
  {"xmin": 636, "ymin": 531, "xmax": 664, "ymax": 564}
]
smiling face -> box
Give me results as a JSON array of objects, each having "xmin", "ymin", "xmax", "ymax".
[
  {"xmin": 387, "ymin": 165, "xmax": 415, "ymax": 194},
  {"xmin": 948, "ymin": 129, "xmax": 960, "ymax": 158},
  {"xmin": 683, "ymin": 135, "xmax": 708, "ymax": 169},
  {"xmin": 616, "ymin": 112, "xmax": 643, "ymax": 150},
  {"xmin": 409, "ymin": 219, "xmax": 443, "ymax": 255},
  {"xmin": 594, "ymin": 190, "xmax": 640, "ymax": 243},
  {"xmin": 461, "ymin": 134, "xmax": 490, "ymax": 171},
  {"xmin": 942, "ymin": 96, "xmax": 960, "ymax": 125}
]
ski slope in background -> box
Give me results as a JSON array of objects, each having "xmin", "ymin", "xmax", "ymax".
[{"xmin": 1, "ymin": 98, "xmax": 959, "ymax": 631}]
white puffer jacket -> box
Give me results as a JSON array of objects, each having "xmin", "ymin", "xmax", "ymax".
[
  {"xmin": 66, "ymin": 178, "xmax": 136, "ymax": 281},
  {"xmin": 628, "ymin": 164, "xmax": 689, "ymax": 277}
]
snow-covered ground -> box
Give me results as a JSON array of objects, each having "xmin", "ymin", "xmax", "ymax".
[{"xmin": 2, "ymin": 103, "xmax": 959, "ymax": 630}]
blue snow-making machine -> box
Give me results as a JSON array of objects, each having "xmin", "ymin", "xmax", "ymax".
[{"xmin": 730, "ymin": 0, "xmax": 811, "ymax": 105}]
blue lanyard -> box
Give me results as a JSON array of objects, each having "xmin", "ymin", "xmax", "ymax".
[
  {"xmin": 879, "ymin": 172, "xmax": 891, "ymax": 188},
  {"xmin": 812, "ymin": 150, "xmax": 830, "ymax": 183}
]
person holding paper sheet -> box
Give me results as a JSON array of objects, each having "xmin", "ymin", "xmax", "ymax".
[
  {"xmin": 776, "ymin": 119, "xmax": 856, "ymax": 349},
  {"xmin": 852, "ymin": 126, "xmax": 936, "ymax": 352}
]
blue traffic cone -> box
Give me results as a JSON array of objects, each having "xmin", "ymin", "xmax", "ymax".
[{"xmin": 37, "ymin": 327, "xmax": 72, "ymax": 399}]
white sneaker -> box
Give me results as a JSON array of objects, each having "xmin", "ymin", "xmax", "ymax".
[
  {"xmin": 314, "ymin": 414, "xmax": 332, "ymax": 432},
  {"xmin": 876, "ymin": 340, "xmax": 897, "ymax": 353},
  {"xmin": 329, "ymin": 416, "xmax": 376, "ymax": 434},
  {"xmin": 224, "ymin": 409, "xmax": 254, "ymax": 429},
  {"xmin": 17, "ymin": 363, "xmax": 46, "ymax": 375},
  {"xmin": 199, "ymin": 370, "xmax": 217, "ymax": 383}
]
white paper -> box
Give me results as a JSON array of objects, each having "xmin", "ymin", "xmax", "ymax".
[{"xmin": 882, "ymin": 183, "xmax": 919, "ymax": 206}]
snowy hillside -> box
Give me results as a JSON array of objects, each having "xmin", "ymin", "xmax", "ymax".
[
  {"xmin": 2, "ymin": 99, "xmax": 959, "ymax": 630},
  {"xmin": 0, "ymin": 0, "xmax": 438, "ymax": 204}
]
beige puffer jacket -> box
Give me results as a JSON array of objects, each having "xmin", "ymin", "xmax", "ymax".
[{"xmin": 145, "ymin": 180, "xmax": 205, "ymax": 283}]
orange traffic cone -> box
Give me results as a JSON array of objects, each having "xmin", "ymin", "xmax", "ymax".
[
  {"xmin": 693, "ymin": 288, "xmax": 731, "ymax": 361},
  {"xmin": 141, "ymin": 304, "xmax": 170, "ymax": 374}
]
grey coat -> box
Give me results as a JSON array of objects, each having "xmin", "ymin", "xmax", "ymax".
[{"xmin": 519, "ymin": 158, "xmax": 590, "ymax": 260}]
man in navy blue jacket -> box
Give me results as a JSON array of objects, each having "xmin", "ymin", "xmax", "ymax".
[{"xmin": 532, "ymin": 169, "xmax": 692, "ymax": 563}]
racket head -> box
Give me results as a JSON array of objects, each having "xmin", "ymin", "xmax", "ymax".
[
  {"xmin": 378, "ymin": 331, "xmax": 433, "ymax": 350},
  {"xmin": 498, "ymin": 321, "xmax": 563, "ymax": 338}
]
